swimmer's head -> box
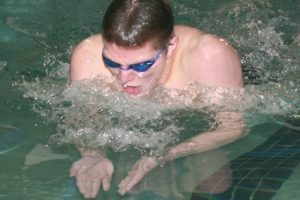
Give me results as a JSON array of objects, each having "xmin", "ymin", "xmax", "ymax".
[{"xmin": 102, "ymin": 0, "xmax": 174, "ymax": 50}]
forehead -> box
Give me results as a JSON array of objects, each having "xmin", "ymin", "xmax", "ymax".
[
  {"xmin": 103, "ymin": 41, "xmax": 159, "ymax": 64},
  {"xmin": 103, "ymin": 40, "xmax": 159, "ymax": 54}
]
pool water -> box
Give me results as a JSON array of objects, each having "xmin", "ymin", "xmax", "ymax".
[{"xmin": 0, "ymin": 0, "xmax": 299, "ymax": 199}]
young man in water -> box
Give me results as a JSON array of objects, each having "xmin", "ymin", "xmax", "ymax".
[{"xmin": 69, "ymin": 0, "xmax": 245, "ymax": 198}]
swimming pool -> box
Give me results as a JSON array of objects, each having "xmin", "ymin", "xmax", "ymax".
[{"xmin": 0, "ymin": 0, "xmax": 299, "ymax": 199}]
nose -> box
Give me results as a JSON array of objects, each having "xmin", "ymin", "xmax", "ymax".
[{"xmin": 117, "ymin": 69, "xmax": 135, "ymax": 83}]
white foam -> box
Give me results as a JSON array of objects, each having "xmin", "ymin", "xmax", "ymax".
[{"xmin": 17, "ymin": 0, "xmax": 300, "ymax": 156}]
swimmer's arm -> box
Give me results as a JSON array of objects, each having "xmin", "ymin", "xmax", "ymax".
[
  {"xmin": 117, "ymin": 112, "xmax": 246, "ymax": 195},
  {"xmin": 162, "ymin": 111, "xmax": 247, "ymax": 162},
  {"xmin": 160, "ymin": 35, "xmax": 246, "ymax": 161}
]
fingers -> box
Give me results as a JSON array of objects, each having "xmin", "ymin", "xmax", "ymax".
[
  {"xmin": 118, "ymin": 176, "xmax": 130, "ymax": 189},
  {"xmin": 69, "ymin": 168, "xmax": 77, "ymax": 177},
  {"xmin": 86, "ymin": 179, "xmax": 101, "ymax": 199},
  {"xmin": 69, "ymin": 163, "xmax": 81, "ymax": 177},
  {"xmin": 77, "ymin": 173, "xmax": 102, "ymax": 199},
  {"xmin": 71, "ymin": 157, "xmax": 114, "ymax": 198},
  {"xmin": 75, "ymin": 170, "xmax": 112, "ymax": 198},
  {"xmin": 76, "ymin": 173, "xmax": 87, "ymax": 195},
  {"xmin": 118, "ymin": 157, "xmax": 158, "ymax": 195},
  {"xmin": 102, "ymin": 175, "xmax": 112, "ymax": 191},
  {"xmin": 118, "ymin": 173, "xmax": 143, "ymax": 195},
  {"xmin": 118, "ymin": 162, "xmax": 141, "ymax": 195}
]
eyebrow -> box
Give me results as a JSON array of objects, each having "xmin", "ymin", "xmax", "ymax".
[{"xmin": 102, "ymin": 49, "xmax": 164, "ymax": 66}]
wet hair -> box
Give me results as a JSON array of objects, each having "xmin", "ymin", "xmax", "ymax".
[{"xmin": 102, "ymin": 0, "xmax": 174, "ymax": 49}]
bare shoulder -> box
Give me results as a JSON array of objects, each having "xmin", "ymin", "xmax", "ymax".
[
  {"xmin": 70, "ymin": 34, "xmax": 111, "ymax": 81},
  {"xmin": 182, "ymin": 29, "xmax": 243, "ymax": 88},
  {"xmin": 196, "ymin": 34, "xmax": 238, "ymax": 57},
  {"xmin": 73, "ymin": 35, "xmax": 103, "ymax": 53}
]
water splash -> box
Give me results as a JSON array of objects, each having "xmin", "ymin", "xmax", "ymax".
[
  {"xmin": 173, "ymin": 0, "xmax": 300, "ymax": 112},
  {"xmin": 20, "ymin": 77, "xmax": 214, "ymax": 156},
  {"xmin": 16, "ymin": 0, "xmax": 300, "ymax": 156}
]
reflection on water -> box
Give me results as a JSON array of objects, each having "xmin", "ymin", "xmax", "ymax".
[
  {"xmin": 0, "ymin": 0, "xmax": 299, "ymax": 199},
  {"xmin": 106, "ymin": 148, "xmax": 232, "ymax": 200}
]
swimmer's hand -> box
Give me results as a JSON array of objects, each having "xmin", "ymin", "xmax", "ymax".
[
  {"xmin": 69, "ymin": 155, "xmax": 114, "ymax": 199},
  {"xmin": 118, "ymin": 156, "xmax": 158, "ymax": 195}
]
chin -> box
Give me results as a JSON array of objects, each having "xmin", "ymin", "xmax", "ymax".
[{"xmin": 136, "ymin": 87, "xmax": 150, "ymax": 97}]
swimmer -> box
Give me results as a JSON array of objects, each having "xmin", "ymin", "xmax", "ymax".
[{"xmin": 69, "ymin": 0, "xmax": 246, "ymax": 198}]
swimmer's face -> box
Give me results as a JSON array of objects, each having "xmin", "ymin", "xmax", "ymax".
[{"xmin": 102, "ymin": 42, "xmax": 168, "ymax": 96}]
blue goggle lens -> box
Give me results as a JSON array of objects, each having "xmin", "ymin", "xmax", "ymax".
[{"xmin": 102, "ymin": 49, "xmax": 163, "ymax": 72}]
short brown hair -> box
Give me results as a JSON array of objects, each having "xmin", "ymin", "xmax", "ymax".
[{"xmin": 102, "ymin": 0, "xmax": 174, "ymax": 49}]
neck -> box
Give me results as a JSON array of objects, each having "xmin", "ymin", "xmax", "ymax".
[
  {"xmin": 158, "ymin": 63, "xmax": 172, "ymax": 86},
  {"xmin": 159, "ymin": 48, "xmax": 177, "ymax": 86}
]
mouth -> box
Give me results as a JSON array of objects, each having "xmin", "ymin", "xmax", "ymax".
[{"xmin": 122, "ymin": 85, "xmax": 142, "ymax": 96}]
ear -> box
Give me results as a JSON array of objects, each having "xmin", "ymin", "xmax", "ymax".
[{"xmin": 167, "ymin": 35, "xmax": 178, "ymax": 58}]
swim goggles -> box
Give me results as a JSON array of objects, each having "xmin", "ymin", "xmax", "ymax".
[{"xmin": 102, "ymin": 49, "xmax": 164, "ymax": 72}]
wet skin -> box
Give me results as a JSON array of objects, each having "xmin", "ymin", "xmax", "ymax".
[{"xmin": 69, "ymin": 25, "xmax": 245, "ymax": 198}]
